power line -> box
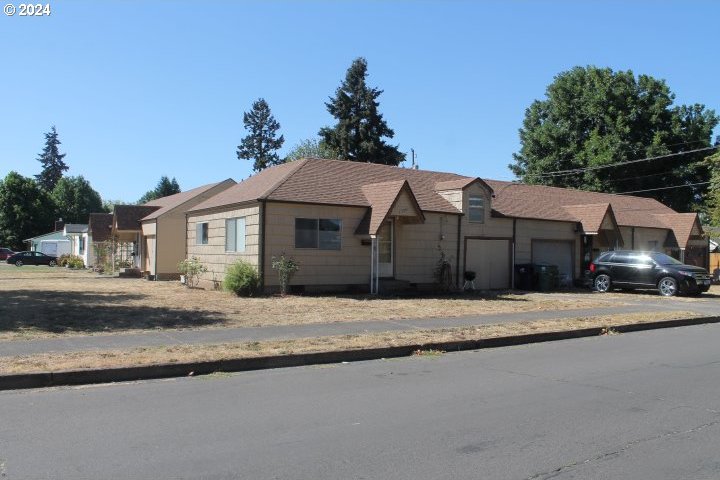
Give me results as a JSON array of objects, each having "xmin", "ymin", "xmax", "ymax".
[
  {"xmin": 616, "ymin": 181, "xmax": 710, "ymax": 195},
  {"xmin": 525, "ymin": 145, "xmax": 718, "ymax": 179}
]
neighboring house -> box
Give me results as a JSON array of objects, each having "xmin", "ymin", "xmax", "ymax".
[
  {"xmin": 101, "ymin": 180, "xmax": 236, "ymax": 279},
  {"xmin": 24, "ymin": 230, "xmax": 69, "ymax": 255},
  {"xmin": 87, "ymin": 213, "xmax": 114, "ymax": 267},
  {"xmin": 185, "ymin": 158, "xmax": 709, "ymax": 293},
  {"xmin": 63, "ymin": 223, "xmax": 90, "ymax": 265}
]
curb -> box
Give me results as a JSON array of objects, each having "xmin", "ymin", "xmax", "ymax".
[{"xmin": 1, "ymin": 315, "xmax": 719, "ymax": 391}]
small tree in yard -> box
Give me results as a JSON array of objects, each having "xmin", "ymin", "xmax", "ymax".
[
  {"xmin": 178, "ymin": 257, "xmax": 207, "ymax": 288},
  {"xmin": 271, "ymin": 253, "xmax": 300, "ymax": 295}
]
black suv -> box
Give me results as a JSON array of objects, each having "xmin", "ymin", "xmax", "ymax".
[{"xmin": 589, "ymin": 250, "xmax": 711, "ymax": 297}]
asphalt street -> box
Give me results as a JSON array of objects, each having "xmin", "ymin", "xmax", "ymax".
[{"xmin": 2, "ymin": 323, "xmax": 720, "ymax": 479}]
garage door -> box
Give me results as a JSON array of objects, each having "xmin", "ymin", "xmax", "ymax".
[
  {"xmin": 532, "ymin": 240, "xmax": 573, "ymax": 284},
  {"xmin": 465, "ymin": 239, "xmax": 510, "ymax": 290}
]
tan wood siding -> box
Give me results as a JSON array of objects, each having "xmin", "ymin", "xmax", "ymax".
[
  {"xmin": 187, "ymin": 204, "xmax": 261, "ymax": 283},
  {"xmin": 394, "ymin": 213, "xmax": 459, "ymax": 284}
]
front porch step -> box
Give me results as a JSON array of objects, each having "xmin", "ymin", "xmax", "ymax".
[
  {"xmin": 118, "ymin": 268, "xmax": 141, "ymax": 278},
  {"xmin": 378, "ymin": 278, "xmax": 413, "ymax": 294}
]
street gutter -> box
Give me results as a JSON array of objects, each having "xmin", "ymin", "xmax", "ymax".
[{"xmin": 1, "ymin": 315, "xmax": 719, "ymax": 391}]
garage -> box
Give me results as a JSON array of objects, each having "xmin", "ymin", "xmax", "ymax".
[
  {"xmin": 465, "ymin": 239, "xmax": 511, "ymax": 289},
  {"xmin": 532, "ymin": 240, "xmax": 574, "ymax": 285}
]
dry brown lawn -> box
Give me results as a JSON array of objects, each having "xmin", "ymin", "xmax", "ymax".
[
  {"xmin": 0, "ymin": 265, "xmax": 637, "ymax": 341},
  {"xmin": 0, "ymin": 310, "xmax": 697, "ymax": 374}
]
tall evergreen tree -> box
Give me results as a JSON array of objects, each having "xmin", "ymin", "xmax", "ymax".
[
  {"xmin": 319, "ymin": 57, "xmax": 405, "ymax": 166},
  {"xmin": 35, "ymin": 126, "xmax": 69, "ymax": 191},
  {"xmin": 138, "ymin": 176, "xmax": 181, "ymax": 204},
  {"xmin": 51, "ymin": 176, "xmax": 104, "ymax": 224},
  {"xmin": 510, "ymin": 66, "xmax": 718, "ymax": 212},
  {"xmin": 237, "ymin": 98, "xmax": 285, "ymax": 172}
]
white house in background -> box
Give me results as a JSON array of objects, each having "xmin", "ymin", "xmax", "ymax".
[{"xmin": 63, "ymin": 223, "xmax": 90, "ymax": 266}]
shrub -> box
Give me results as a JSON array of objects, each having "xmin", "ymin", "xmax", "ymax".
[
  {"xmin": 58, "ymin": 254, "xmax": 84, "ymax": 269},
  {"xmin": 177, "ymin": 257, "xmax": 207, "ymax": 288},
  {"xmin": 57, "ymin": 254, "xmax": 73, "ymax": 267},
  {"xmin": 271, "ymin": 253, "xmax": 300, "ymax": 295},
  {"xmin": 223, "ymin": 260, "xmax": 260, "ymax": 296},
  {"xmin": 68, "ymin": 257, "xmax": 85, "ymax": 269}
]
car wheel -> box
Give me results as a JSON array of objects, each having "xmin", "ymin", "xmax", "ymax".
[
  {"xmin": 48, "ymin": 260, "xmax": 57, "ymax": 267},
  {"xmin": 15, "ymin": 260, "xmax": 23, "ymax": 267},
  {"xmin": 594, "ymin": 274, "xmax": 612, "ymax": 293},
  {"xmin": 658, "ymin": 276, "xmax": 678, "ymax": 297}
]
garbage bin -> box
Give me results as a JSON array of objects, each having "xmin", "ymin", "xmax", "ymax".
[
  {"xmin": 534, "ymin": 264, "xmax": 559, "ymax": 292},
  {"xmin": 514, "ymin": 264, "xmax": 535, "ymax": 290}
]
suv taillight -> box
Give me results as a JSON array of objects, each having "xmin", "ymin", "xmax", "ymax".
[{"xmin": 589, "ymin": 263, "xmax": 596, "ymax": 273}]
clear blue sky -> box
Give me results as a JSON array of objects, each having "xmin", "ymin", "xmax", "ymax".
[{"xmin": 1, "ymin": 0, "xmax": 718, "ymax": 202}]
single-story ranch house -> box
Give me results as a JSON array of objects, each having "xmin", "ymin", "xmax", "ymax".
[{"xmin": 184, "ymin": 158, "xmax": 708, "ymax": 292}]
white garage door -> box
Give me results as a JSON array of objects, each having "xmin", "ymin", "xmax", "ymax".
[
  {"xmin": 465, "ymin": 239, "xmax": 510, "ymax": 290},
  {"xmin": 532, "ymin": 240, "xmax": 573, "ymax": 284}
]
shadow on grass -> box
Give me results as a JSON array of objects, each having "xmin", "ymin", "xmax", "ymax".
[{"xmin": 0, "ymin": 289, "xmax": 227, "ymax": 335}]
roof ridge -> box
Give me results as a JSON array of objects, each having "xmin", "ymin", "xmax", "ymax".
[{"xmin": 259, "ymin": 159, "xmax": 309, "ymax": 200}]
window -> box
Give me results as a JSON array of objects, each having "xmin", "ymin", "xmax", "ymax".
[
  {"xmin": 295, "ymin": 218, "xmax": 342, "ymax": 250},
  {"xmin": 610, "ymin": 253, "xmax": 630, "ymax": 264},
  {"xmin": 79, "ymin": 237, "xmax": 85, "ymax": 255},
  {"xmin": 468, "ymin": 195, "xmax": 485, "ymax": 223},
  {"xmin": 225, "ymin": 217, "xmax": 246, "ymax": 252},
  {"xmin": 647, "ymin": 241, "xmax": 658, "ymax": 251},
  {"xmin": 196, "ymin": 222, "xmax": 209, "ymax": 245}
]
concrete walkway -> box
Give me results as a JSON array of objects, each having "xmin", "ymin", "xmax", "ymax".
[{"xmin": 3, "ymin": 296, "xmax": 717, "ymax": 357}]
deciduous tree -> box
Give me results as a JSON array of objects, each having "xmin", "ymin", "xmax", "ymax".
[
  {"xmin": 51, "ymin": 176, "xmax": 103, "ymax": 224},
  {"xmin": 510, "ymin": 66, "xmax": 718, "ymax": 212},
  {"xmin": 0, "ymin": 172, "xmax": 54, "ymax": 250}
]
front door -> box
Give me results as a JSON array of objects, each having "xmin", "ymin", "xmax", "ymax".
[{"xmin": 378, "ymin": 220, "xmax": 394, "ymax": 277}]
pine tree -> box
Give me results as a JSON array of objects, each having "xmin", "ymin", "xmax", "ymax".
[
  {"xmin": 237, "ymin": 98, "xmax": 285, "ymax": 172},
  {"xmin": 35, "ymin": 126, "xmax": 69, "ymax": 191},
  {"xmin": 319, "ymin": 58, "xmax": 405, "ymax": 166}
]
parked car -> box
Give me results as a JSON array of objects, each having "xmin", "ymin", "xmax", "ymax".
[
  {"xmin": 0, "ymin": 247, "xmax": 15, "ymax": 260},
  {"xmin": 6, "ymin": 251, "xmax": 58, "ymax": 267},
  {"xmin": 589, "ymin": 250, "xmax": 711, "ymax": 297}
]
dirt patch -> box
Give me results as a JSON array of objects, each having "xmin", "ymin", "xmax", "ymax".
[
  {"xmin": 0, "ymin": 265, "xmax": 631, "ymax": 340},
  {"xmin": 0, "ymin": 311, "xmax": 697, "ymax": 374}
]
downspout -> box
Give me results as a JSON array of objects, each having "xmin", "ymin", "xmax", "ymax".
[
  {"xmin": 455, "ymin": 215, "xmax": 461, "ymax": 289},
  {"xmin": 259, "ymin": 200, "xmax": 266, "ymax": 292},
  {"xmin": 512, "ymin": 218, "xmax": 517, "ymax": 289},
  {"xmin": 153, "ymin": 219, "xmax": 158, "ymax": 281},
  {"xmin": 631, "ymin": 227, "xmax": 635, "ymax": 250}
]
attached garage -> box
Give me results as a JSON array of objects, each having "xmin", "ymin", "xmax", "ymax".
[
  {"xmin": 532, "ymin": 240, "xmax": 574, "ymax": 285},
  {"xmin": 464, "ymin": 238, "xmax": 511, "ymax": 289}
]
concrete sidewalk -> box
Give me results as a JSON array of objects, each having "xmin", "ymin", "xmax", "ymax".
[{"xmin": 2, "ymin": 298, "xmax": 711, "ymax": 357}]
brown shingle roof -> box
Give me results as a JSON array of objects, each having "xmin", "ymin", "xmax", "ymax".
[
  {"xmin": 561, "ymin": 203, "xmax": 613, "ymax": 234},
  {"xmin": 114, "ymin": 205, "xmax": 160, "ymax": 231},
  {"xmin": 189, "ymin": 161, "xmax": 307, "ymax": 212},
  {"xmin": 653, "ymin": 213, "xmax": 699, "ymax": 248},
  {"xmin": 187, "ymin": 158, "xmax": 701, "ymax": 247},
  {"xmin": 88, "ymin": 213, "xmax": 113, "ymax": 242},
  {"xmin": 355, "ymin": 180, "xmax": 425, "ymax": 235},
  {"xmin": 141, "ymin": 179, "xmax": 235, "ymax": 220}
]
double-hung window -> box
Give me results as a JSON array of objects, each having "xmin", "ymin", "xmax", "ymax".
[
  {"xmin": 295, "ymin": 218, "xmax": 341, "ymax": 250},
  {"xmin": 225, "ymin": 217, "xmax": 246, "ymax": 253},
  {"xmin": 468, "ymin": 195, "xmax": 485, "ymax": 223},
  {"xmin": 196, "ymin": 222, "xmax": 209, "ymax": 245}
]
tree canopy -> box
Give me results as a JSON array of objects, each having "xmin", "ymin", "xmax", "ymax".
[
  {"xmin": 510, "ymin": 66, "xmax": 718, "ymax": 212},
  {"xmin": 0, "ymin": 172, "xmax": 55, "ymax": 250},
  {"xmin": 237, "ymin": 98, "xmax": 285, "ymax": 172},
  {"xmin": 138, "ymin": 176, "xmax": 180, "ymax": 204},
  {"xmin": 51, "ymin": 176, "xmax": 103, "ymax": 224},
  {"xmin": 285, "ymin": 138, "xmax": 339, "ymax": 162},
  {"xmin": 705, "ymin": 149, "xmax": 720, "ymax": 226},
  {"xmin": 319, "ymin": 57, "xmax": 405, "ymax": 166},
  {"xmin": 35, "ymin": 126, "xmax": 69, "ymax": 191}
]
